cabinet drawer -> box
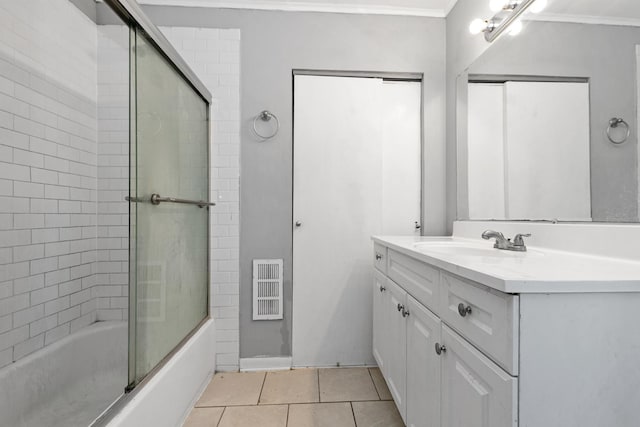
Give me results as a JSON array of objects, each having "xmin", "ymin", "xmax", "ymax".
[
  {"xmin": 373, "ymin": 243, "xmax": 387, "ymax": 274},
  {"xmin": 440, "ymin": 272, "xmax": 519, "ymax": 375},
  {"xmin": 387, "ymin": 249, "xmax": 440, "ymax": 315},
  {"xmin": 441, "ymin": 325, "xmax": 518, "ymax": 427}
]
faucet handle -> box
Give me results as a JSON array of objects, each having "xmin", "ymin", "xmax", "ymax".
[{"xmin": 513, "ymin": 233, "xmax": 531, "ymax": 246}]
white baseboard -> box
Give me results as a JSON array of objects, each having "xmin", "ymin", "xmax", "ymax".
[{"xmin": 239, "ymin": 357, "xmax": 292, "ymax": 372}]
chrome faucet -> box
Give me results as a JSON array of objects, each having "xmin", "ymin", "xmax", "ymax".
[
  {"xmin": 481, "ymin": 230, "xmax": 510, "ymax": 249},
  {"xmin": 482, "ymin": 230, "xmax": 531, "ymax": 252}
]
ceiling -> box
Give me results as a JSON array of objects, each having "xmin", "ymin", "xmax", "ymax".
[
  {"xmin": 535, "ymin": 0, "xmax": 640, "ymax": 25},
  {"xmin": 130, "ymin": 0, "xmax": 640, "ymax": 22},
  {"xmin": 134, "ymin": 0, "xmax": 460, "ymax": 17}
]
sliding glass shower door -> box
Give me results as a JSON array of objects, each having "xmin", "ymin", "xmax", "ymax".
[{"xmin": 128, "ymin": 31, "xmax": 210, "ymax": 386}]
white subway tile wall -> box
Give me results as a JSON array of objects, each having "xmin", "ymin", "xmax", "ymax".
[
  {"xmin": 96, "ymin": 25, "xmax": 129, "ymax": 322},
  {"xmin": 160, "ymin": 27, "xmax": 241, "ymax": 372},
  {"xmin": 0, "ymin": 0, "xmax": 98, "ymax": 367},
  {"xmin": 0, "ymin": 2, "xmax": 239, "ymax": 371}
]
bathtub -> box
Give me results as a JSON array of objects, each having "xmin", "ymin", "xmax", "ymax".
[{"xmin": 0, "ymin": 321, "xmax": 128, "ymax": 427}]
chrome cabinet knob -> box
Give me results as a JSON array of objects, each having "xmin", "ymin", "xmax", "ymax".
[
  {"xmin": 379, "ymin": 285, "xmax": 386, "ymax": 293},
  {"xmin": 295, "ymin": 221, "xmax": 302, "ymax": 227},
  {"xmin": 435, "ymin": 343, "xmax": 446, "ymax": 355},
  {"xmin": 458, "ymin": 303, "xmax": 472, "ymax": 317},
  {"xmin": 375, "ymin": 253, "xmax": 383, "ymax": 261},
  {"xmin": 402, "ymin": 308, "xmax": 410, "ymax": 318},
  {"xmin": 397, "ymin": 303, "xmax": 404, "ymax": 312}
]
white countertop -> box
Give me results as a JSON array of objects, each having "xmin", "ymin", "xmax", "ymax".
[{"xmin": 373, "ymin": 235, "xmax": 640, "ymax": 293}]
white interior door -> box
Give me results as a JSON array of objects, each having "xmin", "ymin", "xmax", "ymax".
[
  {"xmin": 292, "ymin": 75, "xmax": 421, "ymax": 367},
  {"xmin": 467, "ymin": 81, "xmax": 591, "ymax": 221},
  {"xmin": 505, "ymin": 81, "xmax": 591, "ymax": 221},
  {"xmin": 467, "ymin": 83, "xmax": 506, "ymax": 220},
  {"xmin": 381, "ymin": 81, "xmax": 422, "ymax": 234}
]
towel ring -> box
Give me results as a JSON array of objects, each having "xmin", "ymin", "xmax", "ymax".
[
  {"xmin": 607, "ymin": 118, "xmax": 630, "ymax": 145},
  {"xmin": 253, "ymin": 110, "xmax": 280, "ymax": 140}
]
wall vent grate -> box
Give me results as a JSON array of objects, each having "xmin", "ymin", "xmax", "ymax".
[{"xmin": 253, "ymin": 259, "xmax": 283, "ymax": 320}]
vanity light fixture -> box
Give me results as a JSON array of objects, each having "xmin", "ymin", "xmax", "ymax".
[
  {"xmin": 470, "ymin": 0, "xmax": 545, "ymax": 42},
  {"xmin": 529, "ymin": 0, "xmax": 548, "ymax": 14},
  {"xmin": 469, "ymin": 18, "xmax": 496, "ymax": 35},
  {"xmin": 489, "ymin": 0, "xmax": 519, "ymax": 12},
  {"xmin": 508, "ymin": 20, "xmax": 523, "ymax": 36}
]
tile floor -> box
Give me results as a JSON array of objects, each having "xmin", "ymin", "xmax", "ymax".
[{"xmin": 183, "ymin": 367, "xmax": 404, "ymax": 427}]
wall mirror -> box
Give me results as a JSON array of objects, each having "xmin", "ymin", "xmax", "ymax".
[{"xmin": 457, "ymin": 0, "xmax": 640, "ymax": 223}]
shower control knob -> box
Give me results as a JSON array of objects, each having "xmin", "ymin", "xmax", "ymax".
[{"xmin": 295, "ymin": 221, "xmax": 302, "ymax": 227}]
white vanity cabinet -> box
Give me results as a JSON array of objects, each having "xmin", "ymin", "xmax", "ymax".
[
  {"xmin": 372, "ymin": 270, "xmax": 388, "ymax": 374},
  {"xmin": 373, "ymin": 236, "xmax": 640, "ymax": 427},
  {"xmin": 405, "ymin": 295, "xmax": 441, "ymax": 427},
  {"xmin": 373, "ymin": 244, "xmax": 518, "ymax": 427},
  {"xmin": 385, "ymin": 279, "xmax": 408, "ymax": 418},
  {"xmin": 440, "ymin": 325, "xmax": 517, "ymax": 427}
]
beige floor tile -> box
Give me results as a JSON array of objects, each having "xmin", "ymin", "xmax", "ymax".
[
  {"xmin": 368, "ymin": 368, "xmax": 393, "ymax": 401},
  {"xmin": 196, "ymin": 372, "xmax": 266, "ymax": 407},
  {"xmin": 287, "ymin": 403, "xmax": 356, "ymax": 427},
  {"xmin": 352, "ymin": 401, "xmax": 404, "ymax": 427},
  {"xmin": 260, "ymin": 369, "xmax": 320, "ymax": 404},
  {"xmin": 183, "ymin": 407, "xmax": 225, "ymax": 427},
  {"xmin": 318, "ymin": 368, "xmax": 379, "ymax": 402},
  {"xmin": 218, "ymin": 405, "xmax": 288, "ymax": 427}
]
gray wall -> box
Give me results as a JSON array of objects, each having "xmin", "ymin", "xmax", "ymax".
[
  {"xmin": 99, "ymin": 5, "xmax": 446, "ymax": 358},
  {"xmin": 467, "ymin": 22, "xmax": 640, "ymax": 222}
]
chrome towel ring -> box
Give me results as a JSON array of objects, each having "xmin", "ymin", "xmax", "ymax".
[
  {"xmin": 607, "ymin": 117, "xmax": 630, "ymax": 145},
  {"xmin": 253, "ymin": 110, "xmax": 279, "ymax": 140}
]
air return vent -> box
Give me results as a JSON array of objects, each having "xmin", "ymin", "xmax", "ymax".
[{"xmin": 253, "ymin": 259, "xmax": 283, "ymax": 320}]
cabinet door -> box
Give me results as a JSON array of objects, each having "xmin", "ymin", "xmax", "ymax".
[
  {"xmin": 441, "ymin": 325, "xmax": 518, "ymax": 427},
  {"xmin": 373, "ymin": 270, "xmax": 389, "ymax": 375},
  {"xmin": 386, "ymin": 279, "xmax": 408, "ymax": 422},
  {"xmin": 406, "ymin": 295, "xmax": 441, "ymax": 427}
]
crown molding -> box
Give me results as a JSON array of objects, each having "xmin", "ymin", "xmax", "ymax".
[
  {"xmin": 526, "ymin": 12, "xmax": 640, "ymax": 28},
  {"xmin": 132, "ymin": 0, "xmax": 454, "ymax": 18},
  {"xmin": 443, "ymin": 0, "xmax": 459, "ymax": 16}
]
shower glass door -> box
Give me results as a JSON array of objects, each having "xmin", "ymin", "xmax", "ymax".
[{"xmin": 128, "ymin": 30, "xmax": 209, "ymax": 386}]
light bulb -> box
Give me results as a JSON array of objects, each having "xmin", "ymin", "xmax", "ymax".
[
  {"xmin": 509, "ymin": 20, "xmax": 523, "ymax": 36},
  {"xmin": 469, "ymin": 18, "xmax": 488, "ymax": 35},
  {"xmin": 530, "ymin": 0, "xmax": 547, "ymax": 14},
  {"xmin": 490, "ymin": 0, "xmax": 507, "ymax": 12}
]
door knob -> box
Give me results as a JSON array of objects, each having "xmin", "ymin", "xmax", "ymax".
[{"xmin": 295, "ymin": 221, "xmax": 302, "ymax": 227}]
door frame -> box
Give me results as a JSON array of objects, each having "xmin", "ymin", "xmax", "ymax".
[{"xmin": 290, "ymin": 70, "xmax": 425, "ymax": 365}]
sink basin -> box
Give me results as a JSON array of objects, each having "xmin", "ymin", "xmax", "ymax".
[{"xmin": 414, "ymin": 241, "xmax": 543, "ymax": 258}]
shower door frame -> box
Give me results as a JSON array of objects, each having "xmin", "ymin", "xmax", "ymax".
[
  {"xmin": 92, "ymin": 0, "xmax": 212, "ymax": 425},
  {"xmin": 104, "ymin": 0, "xmax": 212, "ymax": 102}
]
